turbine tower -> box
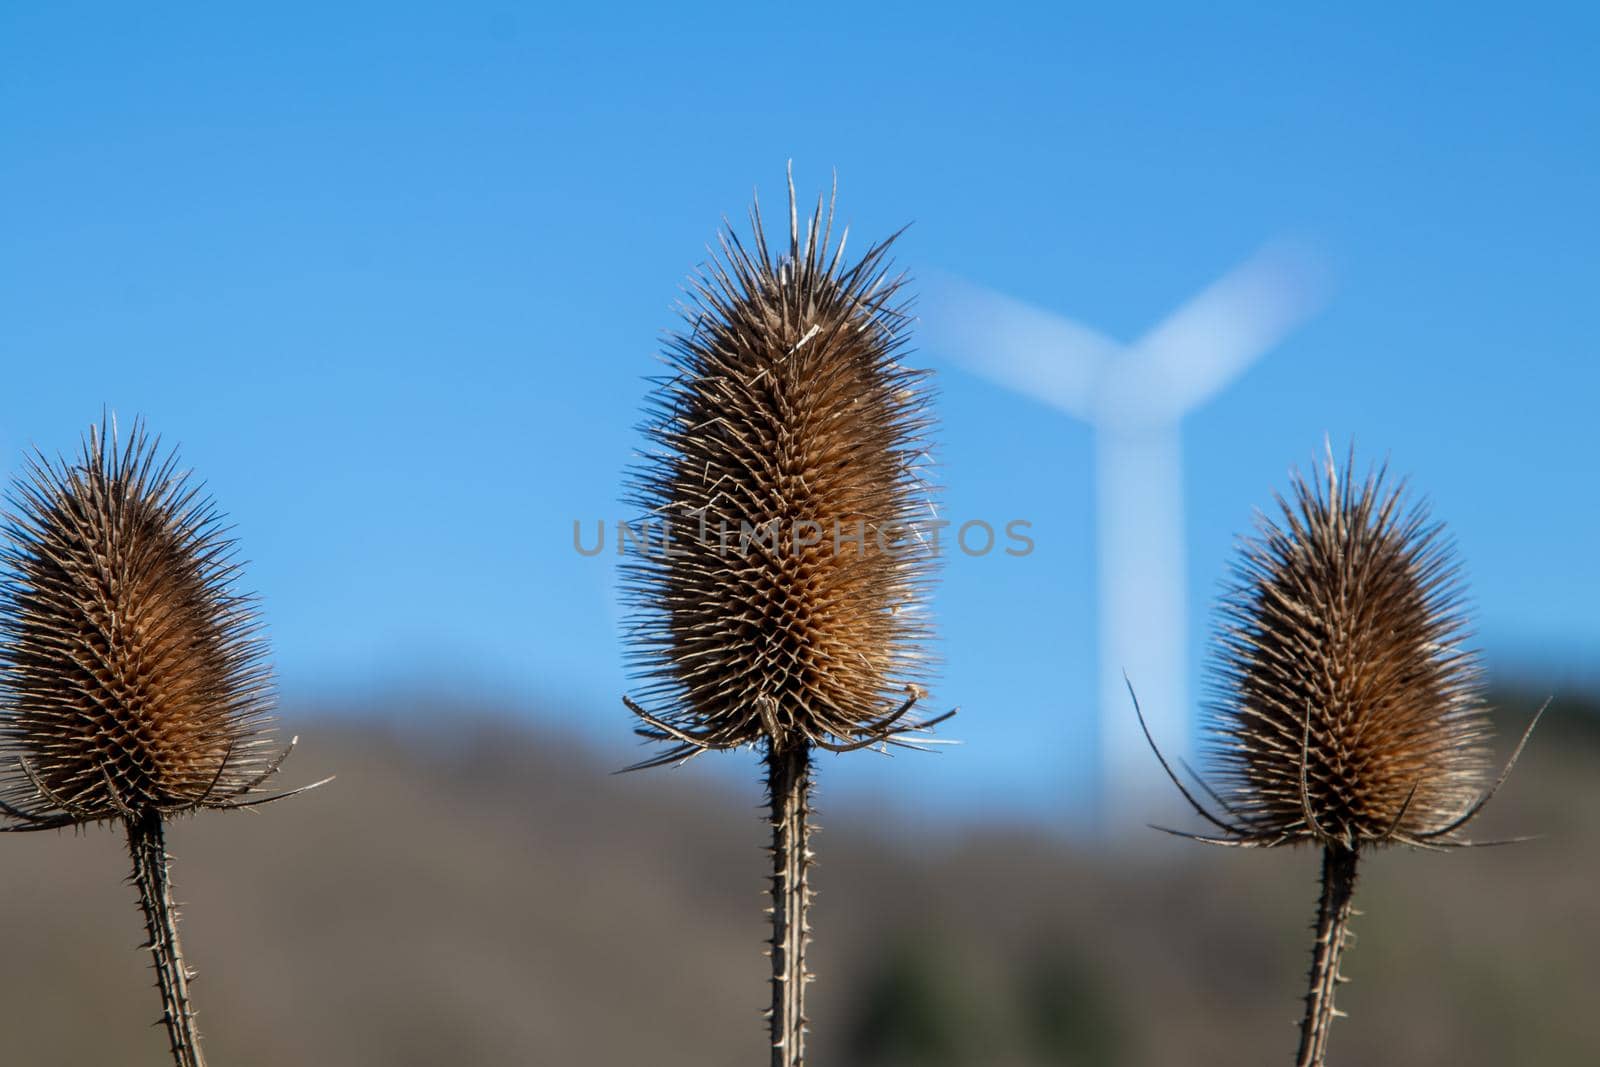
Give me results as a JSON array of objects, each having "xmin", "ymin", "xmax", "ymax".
[{"xmin": 921, "ymin": 244, "xmax": 1326, "ymax": 821}]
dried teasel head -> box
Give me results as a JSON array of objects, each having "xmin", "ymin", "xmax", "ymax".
[
  {"xmin": 1141, "ymin": 446, "xmax": 1538, "ymax": 851},
  {"xmin": 0, "ymin": 418, "xmax": 298, "ymax": 830},
  {"xmin": 622, "ymin": 171, "xmax": 945, "ymax": 766}
]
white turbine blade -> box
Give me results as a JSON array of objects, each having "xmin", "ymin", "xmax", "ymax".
[
  {"xmin": 1096, "ymin": 426, "xmax": 1190, "ymax": 822},
  {"xmin": 1103, "ymin": 241, "xmax": 1330, "ymax": 424},
  {"xmin": 918, "ymin": 272, "xmax": 1121, "ymax": 420}
]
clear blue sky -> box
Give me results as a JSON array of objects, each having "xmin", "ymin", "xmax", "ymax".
[{"xmin": 1, "ymin": 4, "xmax": 1595, "ymax": 824}]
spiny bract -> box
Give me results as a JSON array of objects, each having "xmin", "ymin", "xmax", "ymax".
[
  {"xmin": 0, "ymin": 419, "xmax": 282, "ymax": 827},
  {"xmin": 1202, "ymin": 449, "xmax": 1493, "ymax": 849},
  {"xmin": 623, "ymin": 176, "xmax": 939, "ymax": 765}
]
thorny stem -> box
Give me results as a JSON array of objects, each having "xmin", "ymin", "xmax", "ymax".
[
  {"xmin": 127, "ymin": 812, "xmax": 207, "ymax": 1067},
  {"xmin": 766, "ymin": 743, "xmax": 813, "ymax": 1067},
  {"xmin": 1297, "ymin": 845, "xmax": 1360, "ymax": 1067}
]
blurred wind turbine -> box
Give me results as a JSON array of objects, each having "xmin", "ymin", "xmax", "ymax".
[{"xmin": 921, "ymin": 244, "xmax": 1328, "ymax": 822}]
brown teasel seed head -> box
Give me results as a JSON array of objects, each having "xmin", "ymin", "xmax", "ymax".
[
  {"xmin": 622, "ymin": 171, "xmax": 941, "ymax": 766},
  {"xmin": 0, "ymin": 418, "xmax": 283, "ymax": 827},
  {"xmin": 1201, "ymin": 447, "xmax": 1495, "ymax": 850}
]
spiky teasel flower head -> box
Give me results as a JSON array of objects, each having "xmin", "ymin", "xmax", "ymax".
[
  {"xmin": 622, "ymin": 171, "xmax": 945, "ymax": 766},
  {"xmin": 0, "ymin": 417, "xmax": 292, "ymax": 830},
  {"xmin": 1199, "ymin": 447, "xmax": 1506, "ymax": 849},
  {"xmin": 1145, "ymin": 446, "xmax": 1537, "ymax": 851}
]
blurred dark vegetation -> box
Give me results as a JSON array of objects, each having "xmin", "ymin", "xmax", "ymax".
[{"xmin": 0, "ymin": 686, "xmax": 1591, "ymax": 1065}]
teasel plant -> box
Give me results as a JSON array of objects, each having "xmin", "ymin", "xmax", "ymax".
[
  {"xmin": 1135, "ymin": 445, "xmax": 1542, "ymax": 1066},
  {"xmin": 621, "ymin": 168, "xmax": 952, "ymax": 1067},
  {"xmin": 0, "ymin": 417, "xmax": 329, "ymax": 1067}
]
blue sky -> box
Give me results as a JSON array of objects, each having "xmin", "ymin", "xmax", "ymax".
[{"xmin": 1, "ymin": 4, "xmax": 1595, "ymax": 825}]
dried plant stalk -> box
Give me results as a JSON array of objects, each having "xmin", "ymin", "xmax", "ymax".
[
  {"xmin": 766, "ymin": 744, "xmax": 812, "ymax": 1066},
  {"xmin": 1297, "ymin": 845, "xmax": 1358, "ymax": 1066},
  {"xmin": 129, "ymin": 812, "xmax": 205, "ymax": 1067},
  {"xmin": 622, "ymin": 169, "xmax": 948, "ymax": 1066},
  {"xmin": 0, "ymin": 417, "xmax": 326, "ymax": 1067},
  {"xmin": 1137, "ymin": 446, "xmax": 1539, "ymax": 1066}
]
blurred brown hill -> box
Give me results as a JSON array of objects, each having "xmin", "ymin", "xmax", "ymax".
[{"xmin": 0, "ymin": 688, "xmax": 1593, "ymax": 1066}]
